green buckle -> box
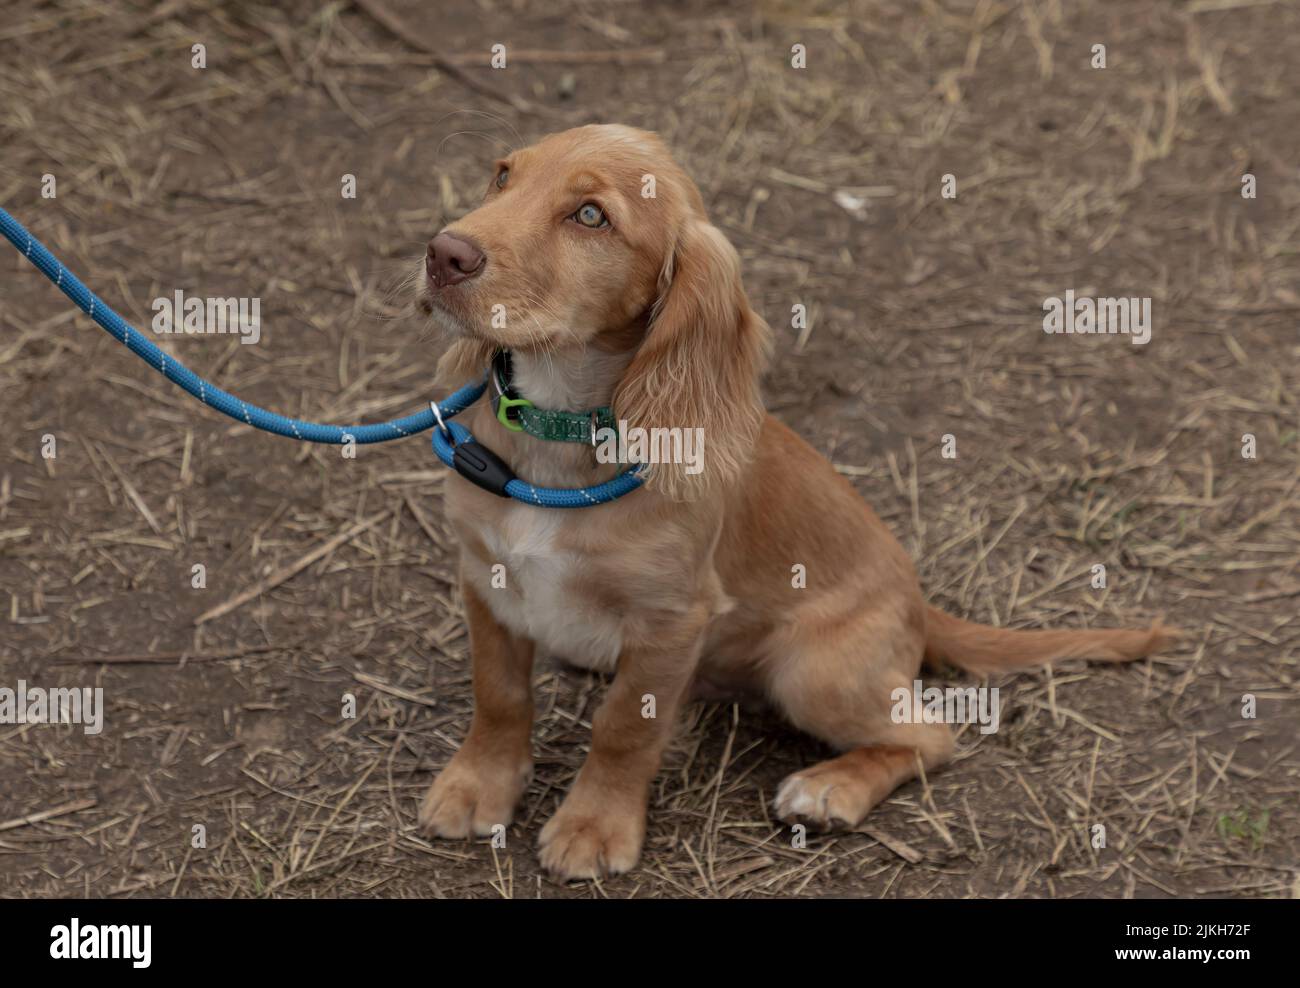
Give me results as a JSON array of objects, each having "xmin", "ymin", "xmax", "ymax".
[{"xmin": 496, "ymin": 394, "xmax": 533, "ymax": 432}]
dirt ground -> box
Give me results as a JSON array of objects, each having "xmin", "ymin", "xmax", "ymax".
[{"xmin": 1, "ymin": 0, "xmax": 1296, "ymax": 899}]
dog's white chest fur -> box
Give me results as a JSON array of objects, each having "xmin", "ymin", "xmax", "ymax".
[{"xmin": 466, "ymin": 507, "xmax": 623, "ymax": 672}]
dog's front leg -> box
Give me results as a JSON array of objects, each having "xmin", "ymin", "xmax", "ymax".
[
  {"xmin": 419, "ymin": 581, "xmax": 535, "ymax": 839},
  {"xmin": 539, "ymin": 613, "xmax": 705, "ymax": 880}
]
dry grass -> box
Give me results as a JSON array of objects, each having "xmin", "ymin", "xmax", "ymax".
[{"xmin": 0, "ymin": 0, "xmax": 1296, "ymax": 899}]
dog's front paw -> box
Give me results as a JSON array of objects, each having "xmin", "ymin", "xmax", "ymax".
[
  {"xmin": 418, "ymin": 749, "xmax": 532, "ymax": 839},
  {"xmin": 538, "ymin": 793, "xmax": 645, "ymax": 880}
]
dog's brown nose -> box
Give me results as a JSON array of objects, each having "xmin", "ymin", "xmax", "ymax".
[{"xmin": 426, "ymin": 232, "xmax": 485, "ymax": 287}]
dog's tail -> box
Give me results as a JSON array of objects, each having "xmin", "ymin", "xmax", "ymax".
[{"xmin": 923, "ymin": 604, "xmax": 1177, "ymax": 676}]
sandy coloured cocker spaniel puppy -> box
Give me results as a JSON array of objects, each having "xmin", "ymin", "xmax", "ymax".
[{"xmin": 416, "ymin": 124, "xmax": 1174, "ymax": 881}]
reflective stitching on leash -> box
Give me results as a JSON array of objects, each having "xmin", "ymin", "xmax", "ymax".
[{"xmin": 0, "ymin": 205, "xmax": 644, "ymax": 510}]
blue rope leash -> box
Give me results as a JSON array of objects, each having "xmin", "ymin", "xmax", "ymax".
[
  {"xmin": 0, "ymin": 206, "xmax": 643, "ymax": 508},
  {"xmin": 430, "ymin": 417, "xmax": 645, "ymax": 507}
]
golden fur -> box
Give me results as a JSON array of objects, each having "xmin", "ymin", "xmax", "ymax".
[{"xmin": 416, "ymin": 124, "xmax": 1176, "ymax": 880}]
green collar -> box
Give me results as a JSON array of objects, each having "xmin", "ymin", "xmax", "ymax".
[{"xmin": 490, "ymin": 350, "xmax": 618, "ymax": 444}]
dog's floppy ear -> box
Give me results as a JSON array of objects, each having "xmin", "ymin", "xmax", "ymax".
[{"xmin": 613, "ymin": 220, "xmax": 771, "ymax": 499}]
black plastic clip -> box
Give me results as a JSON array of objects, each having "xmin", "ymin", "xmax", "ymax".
[{"xmin": 452, "ymin": 440, "xmax": 517, "ymax": 498}]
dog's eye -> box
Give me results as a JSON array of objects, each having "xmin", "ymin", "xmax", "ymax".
[
  {"xmin": 495, "ymin": 168, "xmax": 509, "ymax": 189},
  {"xmin": 574, "ymin": 203, "xmax": 607, "ymax": 228}
]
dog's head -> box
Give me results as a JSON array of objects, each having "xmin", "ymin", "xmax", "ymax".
[{"xmin": 424, "ymin": 124, "xmax": 771, "ymax": 497}]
